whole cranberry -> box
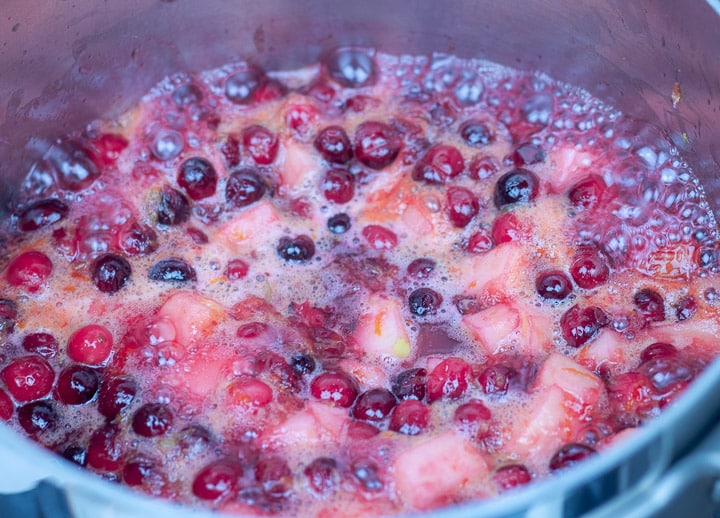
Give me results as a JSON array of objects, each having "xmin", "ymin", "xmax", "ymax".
[
  {"xmin": 17, "ymin": 401, "xmax": 58, "ymax": 435},
  {"xmin": 55, "ymin": 365, "xmax": 99, "ymax": 405},
  {"xmin": 426, "ymin": 358, "xmax": 471, "ymax": 403},
  {"xmin": 494, "ymin": 168, "xmax": 540, "ymax": 208},
  {"xmin": 277, "ymin": 235, "xmax": 316, "ymax": 262},
  {"xmin": 87, "ymin": 423, "xmax": 124, "ymax": 472},
  {"xmin": 412, "ymin": 145, "xmax": 464, "ymax": 184},
  {"xmin": 193, "ymin": 460, "xmax": 243, "ymax": 500},
  {"xmin": 225, "ymin": 67, "xmax": 264, "ymax": 104},
  {"xmin": 570, "ymin": 248, "xmax": 610, "ymax": 290},
  {"xmin": 354, "ymin": 121, "xmax": 401, "ymax": 169},
  {"xmin": 315, "ymin": 126, "xmax": 353, "ymax": 164},
  {"xmin": 389, "ymin": 399, "xmax": 430, "ymax": 435},
  {"xmin": 536, "ymin": 270, "xmax": 573, "ymax": 300},
  {"xmin": 408, "ymin": 288, "xmax": 443, "ymax": 317},
  {"xmin": 17, "ymin": 198, "xmax": 69, "ymax": 232},
  {"xmin": 22, "ymin": 332, "xmax": 58, "ymax": 358},
  {"xmin": 310, "ymin": 371, "xmax": 358, "ymax": 408},
  {"xmin": 304, "ymin": 457, "xmax": 339, "ymax": 494},
  {"xmin": 177, "ymin": 157, "xmax": 218, "ymax": 200},
  {"xmin": 1, "ymin": 355, "xmax": 55, "ymax": 402},
  {"xmin": 242, "ymin": 125, "xmax": 278, "ymax": 165},
  {"xmin": 352, "ymin": 388, "xmax": 396, "ymax": 421},
  {"xmin": 225, "ymin": 169, "xmax": 266, "ymax": 208},
  {"xmin": 460, "ymin": 119, "xmax": 494, "ymax": 147},
  {"xmin": 157, "ymin": 186, "xmax": 191, "ymax": 225},
  {"xmin": 493, "ymin": 464, "xmax": 532, "ymax": 491},
  {"xmin": 392, "ymin": 368, "xmax": 427, "ymax": 401},
  {"xmin": 132, "ymin": 403, "xmax": 173, "ymax": 437},
  {"xmin": 67, "ymin": 324, "xmax": 113, "ymax": 365},
  {"xmin": 445, "ymin": 186, "xmax": 479, "ymax": 228},
  {"xmin": 634, "ymin": 289, "xmax": 666, "ymax": 323},
  {"xmin": 92, "ymin": 254, "xmax": 132, "ymax": 294},
  {"xmin": 560, "ymin": 305, "xmax": 608, "ymax": 348},
  {"xmin": 362, "ymin": 224, "xmax": 398, "ymax": 250},
  {"xmin": 98, "ymin": 376, "xmax": 137, "ymax": 419},
  {"xmin": 5, "ymin": 251, "xmax": 53, "ymax": 293},
  {"xmin": 549, "ymin": 443, "xmax": 597, "ymax": 471},
  {"xmin": 322, "ymin": 168, "xmax": 355, "ymax": 204}
]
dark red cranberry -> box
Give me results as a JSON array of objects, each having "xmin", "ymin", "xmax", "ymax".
[
  {"xmin": 5, "ymin": 251, "xmax": 53, "ymax": 293},
  {"xmin": 426, "ymin": 357, "xmax": 471, "ymax": 403},
  {"xmin": 193, "ymin": 460, "xmax": 243, "ymax": 501},
  {"xmin": 17, "ymin": 401, "xmax": 58, "ymax": 435},
  {"xmin": 351, "ymin": 459, "xmax": 383, "ymax": 492},
  {"xmin": 354, "ymin": 121, "xmax": 401, "ymax": 169},
  {"xmin": 225, "ymin": 169, "xmax": 266, "ymax": 208},
  {"xmin": 640, "ymin": 342, "xmax": 678, "ymax": 363},
  {"xmin": 255, "ymin": 78, "xmax": 288, "ymax": 103},
  {"xmin": 157, "ymin": 186, "xmax": 191, "ymax": 225},
  {"xmin": 255, "ymin": 456, "xmax": 292, "ymax": 498},
  {"xmin": 98, "ymin": 376, "xmax": 137, "ymax": 419},
  {"xmin": 570, "ymin": 248, "xmax": 610, "ymax": 289},
  {"xmin": 326, "ymin": 48, "xmax": 376, "ymax": 88},
  {"xmin": 0, "ymin": 299, "xmax": 17, "ymax": 334},
  {"xmin": 389, "ymin": 399, "xmax": 430, "ymax": 435},
  {"xmin": 315, "ymin": 126, "xmax": 353, "ymax": 164},
  {"xmin": 225, "ymin": 67, "xmax": 264, "ymax": 104},
  {"xmin": 467, "ymin": 230, "xmax": 493, "ymax": 254},
  {"xmin": 568, "ymin": 175, "xmax": 607, "ymax": 210},
  {"xmin": 508, "ymin": 143, "xmax": 545, "ymax": 166},
  {"xmin": 445, "ymin": 186, "xmax": 479, "ymax": 228},
  {"xmin": 549, "ymin": 443, "xmax": 597, "ymax": 471},
  {"xmin": 172, "ymin": 83, "xmax": 203, "ymax": 107},
  {"xmin": 132, "ymin": 403, "xmax": 173, "ymax": 437},
  {"xmin": 55, "ymin": 365, "xmax": 99, "ymax": 405},
  {"xmin": 290, "ymin": 354, "xmax": 316, "ymax": 375},
  {"xmin": 1, "ymin": 355, "xmax": 54, "ymax": 402},
  {"xmin": 236, "ymin": 322, "xmax": 268, "ymax": 339},
  {"xmin": 696, "ymin": 247, "xmax": 719, "ymax": 269},
  {"xmin": 407, "ymin": 258, "xmax": 436, "ymax": 279},
  {"xmin": 478, "ymin": 364, "xmax": 515, "ymax": 395},
  {"xmin": 460, "ymin": 119, "xmax": 494, "ymax": 147},
  {"xmin": 148, "ymin": 258, "xmax": 196, "ymax": 282},
  {"xmin": 352, "ymin": 388, "xmax": 396, "ymax": 421},
  {"xmin": 536, "ymin": 270, "xmax": 573, "ymax": 300},
  {"xmin": 177, "ymin": 157, "xmax": 218, "ymax": 200},
  {"xmin": 322, "ymin": 168, "xmax": 355, "ymax": 204},
  {"xmin": 304, "ymin": 457, "xmax": 339, "ymax": 494},
  {"xmin": 493, "ymin": 464, "xmax": 532, "ymax": 491},
  {"xmin": 277, "ymin": 235, "xmax": 315, "ymax": 262},
  {"xmin": 67, "ymin": 324, "xmax": 113, "ymax": 365},
  {"xmin": 561, "ymin": 305, "xmax": 608, "ymax": 348},
  {"xmin": 491, "ymin": 212, "xmax": 528, "ymax": 244},
  {"xmin": 454, "ymin": 399, "xmax": 492, "ymax": 438},
  {"xmin": 177, "ymin": 425, "xmax": 213, "ymax": 455},
  {"xmin": 643, "ymin": 356, "xmax": 693, "ymax": 394},
  {"xmin": 412, "ymin": 145, "xmax": 464, "ymax": 184},
  {"xmin": 47, "ymin": 141, "xmax": 100, "ymax": 191},
  {"xmin": 408, "ymin": 288, "xmax": 443, "ymax": 316},
  {"xmin": 17, "ymin": 198, "xmax": 69, "ymax": 232},
  {"xmin": 362, "ymin": 224, "xmax": 398, "ymax": 250},
  {"xmin": 392, "ymin": 368, "xmax": 427, "ymax": 401},
  {"xmin": 87, "ymin": 423, "xmax": 123, "ymax": 471},
  {"xmin": 92, "ymin": 254, "xmax": 132, "ymax": 293},
  {"xmin": 225, "ymin": 259, "xmax": 249, "ymax": 280},
  {"xmin": 494, "ymin": 168, "xmax": 540, "ymax": 208},
  {"xmin": 634, "ymin": 289, "xmax": 666, "ymax": 323},
  {"xmin": 123, "ymin": 459, "xmax": 166, "ymax": 489},
  {"xmin": 328, "ymin": 213, "xmax": 351, "ymax": 234},
  {"xmin": 221, "ymin": 135, "xmax": 241, "ymax": 168},
  {"xmin": 62, "ymin": 446, "xmax": 87, "ymax": 467},
  {"xmin": 0, "ymin": 389, "xmax": 14, "ymax": 420},
  {"xmin": 187, "ymin": 226, "xmax": 209, "ymax": 244},
  {"xmin": 256, "ymin": 351, "xmax": 302, "ymax": 392},
  {"xmin": 468, "ymin": 155, "xmax": 499, "ymax": 180},
  {"xmin": 308, "ymin": 326, "xmax": 346, "ymax": 359},
  {"xmin": 675, "ymin": 296, "xmax": 697, "ymax": 321},
  {"xmin": 118, "ymin": 223, "xmax": 158, "ymax": 256},
  {"xmin": 242, "ymin": 125, "xmax": 278, "ymax": 165},
  {"xmin": 310, "ymin": 371, "xmax": 358, "ymax": 407}
]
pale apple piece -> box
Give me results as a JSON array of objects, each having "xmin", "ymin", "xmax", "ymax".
[
  {"xmin": 509, "ymin": 386, "xmax": 574, "ymax": 459},
  {"xmin": 262, "ymin": 402, "xmax": 347, "ymax": 450},
  {"xmin": 577, "ymin": 328, "xmax": 630, "ymax": 371},
  {"xmin": 458, "ymin": 242, "xmax": 527, "ymax": 299},
  {"xmin": 281, "ymin": 138, "xmax": 321, "ymax": 191},
  {"xmin": 354, "ymin": 294, "xmax": 412, "ymax": 361},
  {"xmin": 535, "ymin": 353, "xmax": 603, "ymax": 408},
  {"xmin": 649, "ymin": 318, "xmax": 720, "ymax": 353},
  {"xmin": 338, "ymin": 358, "xmax": 389, "ymax": 389},
  {"xmin": 217, "ymin": 199, "xmax": 282, "ymax": 251},
  {"xmin": 156, "ymin": 291, "xmax": 225, "ymax": 346},
  {"xmin": 545, "ymin": 145, "xmax": 605, "ymax": 193}
]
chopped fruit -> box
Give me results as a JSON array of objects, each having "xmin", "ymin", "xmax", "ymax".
[
  {"xmin": 493, "ymin": 464, "xmax": 532, "ymax": 491},
  {"xmin": 1, "ymin": 356, "xmax": 55, "ymax": 402},
  {"xmin": 177, "ymin": 157, "xmax": 218, "ymax": 200},
  {"xmin": 445, "ymin": 186, "xmax": 479, "ymax": 228},
  {"xmin": 426, "ymin": 358, "xmax": 471, "ymax": 403},
  {"xmin": 242, "ymin": 125, "xmax": 278, "ymax": 165},
  {"xmin": 67, "ymin": 325, "xmax": 114, "ymax": 365},
  {"xmin": 412, "ymin": 145, "xmax": 464, "ymax": 184},
  {"xmin": 315, "ymin": 126, "xmax": 353, "ymax": 164},
  {"xmin": 570, "ymin": 247, "xmax": 610, "ymax": 289},
  {"xmin": 156, "ymin": 292, "xmax": 224, "ymax": 345},
  {"xmin": 227, "ymin": 377, "xmax": 273, "ymax": 407},
  {"xmin": 536, "ymin": 270, "xmax": 573, "ymax": 300},
  {"xmin": 310, "ymin": 371, "xmax": 359, "ymax": 407},
  {"xmin": 277, "ymin": 235, "xmax": 316, "ymax": 262},
  {"xmin": 493, "ymin": 169, "xmax": 540, "ymax": 208},
  {"xmin": 5, "ymin": 250, "xmax": 53, "ymax": 293},
  {"xmin": 355, "ymin": 295, "xmax": 412, "ymax": 360},
  {"xmin": 92, "ymin": 254, "xmax": 132, "ymax": 293},
  {"xmin": 225, "ymin": 170, "xmax": 266, "ymax": 208},
  {"xmin": 354, "ymin": 121, "xmax": 401, "ymax": 169},
  {"xmin": 560, "ymin": 305, "xmax": 608, "ymax": 348},
  {"xmin": 535, "ymin": 353, "xmax": 602, "ymax": 406}
]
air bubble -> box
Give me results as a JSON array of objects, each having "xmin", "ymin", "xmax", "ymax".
[{"xmin": 636, "ymin": 146, "xmax": 659, "ymax": 168}]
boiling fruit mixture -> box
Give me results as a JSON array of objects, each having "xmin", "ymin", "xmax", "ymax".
[{"xmin": 1, "ymin": 49, "xmax": 719, "ymax": 516}]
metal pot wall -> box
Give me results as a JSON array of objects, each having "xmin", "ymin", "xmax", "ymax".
[{"xmin": 1, "ymin": 1, "xmax": 720, "ymax": 517}]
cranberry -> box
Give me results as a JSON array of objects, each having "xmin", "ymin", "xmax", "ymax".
[
  {"xmin": 454, "ymin": 399, "xmax": 491, "ymax": 425},
  {"xmin": 17, "ymin": 400, "xmax": 58, "ymax": 435},
  {"xmin": 5, "ymin": 250, "xmax": 53, "ymax": 293},
  {"xmin": 157, "ymin": 186, "xmax": 191, "ymax": 225},
  {"xmin": 89, "ymin": 133, "xmax": 128, "ymax": 167},
  {"xmin": 468, "ymin": 155, "xmax": 499, "ymax": 180},
  {"xmin": 177, "ymin": 157, "xmax": 218, "ymax": 200},
  {"xmin": 225, "ymin": 259, "xmax": 249, "ymax": 280},
  {"xmin": 92, "ymin": 254, "xmax": 132, "ymax": 293},
  {"xmin": 568, "ymin": 175, "xmax": 607, "ymax": 210},
  {"xmin": 17, "ymin": 198, "xmax": 69, "ymax": 232},
  {"xmin": 352, "ymin": 388, "xmax": 396, "ymax": 421},
  {"xmin": 172, "ymin": 83, "xmax": 203, "ymax": 107},
  {"xmin": 491, "ymin": 212, "xmax": 528, "ymax": 244},
  {"xmin": 255, "ymin": 456, "xmax": 292, "ymax": 498},
  {"xmin": 408, "ymin": 288, "xmax": 443, "ymax": 316},
  {"xmin": 290, "ymin": 354, "xmax": 316, "ymax": 375},
  {"xmin": 193, "ymin": 460, "xmax": 243, "ymax": 501},
  {"xmin": 389, "ymin": 399, "xmax": 430, "ymax": 435},
  {"xmin": 328, "ymin": 213, "xmax": 351, "ymax": 234},
  {"xmin": 277, "ymin": 235, "xmax": 316, "ymax": 262},
  {"xmin": 560, "ymin": 305, "xmax": 608, "ymax": 348},
  {"xmin": 315, "ymin": 126, "xmax": 353, "ymax": 164},
  {"xmin": 225, "ymin": 169, "xmax": 266, "ymax": 208},
  {"xmin": 412, "ymin": 145, "xmax": 465, "ymax": 184},
  {"xmin": 0, "ymin": 389, "xmax": 13, "ymax": 420},
  {"xmin": 675, "ymin": 296, "xmax": 697, "ymax": 321},
  {"xmin": 354, "ymin": 121, "xmax": 401, "ymax": 169},
  {"xmin": 55, "ymin": 365, "xmax": 99, "ymax": 405},
  {"xmin": 225, "ymin": 67, "xmax": 264, "ymax": 104},
  {"xmin": 570, "ymin": 248, "xmax": 610, "ymax": 290},
  {"xmin": 62, "ymin": 446, "xmax": 87, "ymax": 466},
  {"xmin": 478, "ymin": 364, "xmax": 515, "ymax": 395},
  {"xmin": 392, "ymin": 368, "xmax": 427, "ymax": 400},
  {"xmin": 322, "ymin": 168, "xmax": 355, "ymax": 204},
  {"xmin": 87, "ymin": 423, "xmax": 123, "ymax": 471},
  {"xmin": 98, "ymin": 376, "xmax": 137, "ymax": 419},
  {"xmin": 310, "ymin": 371, "xmax": 358, "ymax": 407},
  {"xmin": 148, "ymin": 258, "xmax": 196, "ymax": 282},
  {"xmin": 67, "ymin": 324, "xmax": 114, "ymax": 365},
  {"xmin": 460, "ymin": 119, "xmax": 494, "ymax": 147},
  {"xmin": 177, "ymin": 425, "xmax": 213, "ymax": 455},
  {"xmin": 494, "ymin": 168, "xmax": 540, "ymax": 208},
  {"xmin": 242, "ymin": 125, "xmax": 278, "ymax": 165},
  {"xmin": 0, "ymin": 299, "xmax": 17, "ymax": 334},
  {"xmin": 228, "ymin": 376, "xmax": 273, "ymax": 407},
  {"xmin": 22, "ymin": 332, "xmax": 58, "ymax": 358},
  {"xmin": 634, "ymin": 289, "xmax": 666, "ymax": 323},
  {"xmin": 123, "ymin": 459, "xmax": 166, "ymax": 489},
  {"xmin": 1, "ymin": 355, "xmax": 54, "ymax": 402},
  {"xmin": 407, "ymin": 258, "xmax": 436, "ymax": 279},
  {"xmin": 549, "ymin": 443, "xmax": 597, "ymax": 471},
  {"xmin": 351, "ymin": 459, "xmax": 383, "ymax": 492},
  {"xmin": 236, "ymin": 322, "xmax": 268, "ymax": 339},
  {"xmin": 304, "ymin": 457, "xmax": 339, "ymax": 494},
  {"xmin": 221, "ymin": 135, "xmax": 241, "ymax": 168},
  {"xmin": 348, "ymin": 422, "xmax": 381, "ymax": 439},
  {"xmin": 362, "ymin": 224, "xmax": 398, "ymax": 250},
  {"xmin": 536, "ymin": 270, "xmax": 573, "ymax": 300},
  {"xmin": 118, "ymin": 223, "xmax": 158, "ymax": 256},
  {"xmin": 641, "ymin": 349, "xmax": 693, "ymax": 394},
  {"xmin": 255, "ymin": 78, "xmax": 288, "ymax": 103},
  {"xmin": 467, "ymin": 230, "xmax": 493, "ymax": 254},
  {"xmin": 48, "ymin": 141, "xmax": 100, "ymax": 191},
  {"xmin": 507, "ymin": 143, "xmax": 545, "ymax": 166},
  {"xmin": 132, "ymin": 403, "xmax": 173, "ymax": 437},
  {"xmin": 426, "ymin": 357, "xmax": 471, "ymax": 403},
  {"xmin": 493, "ymin": 464, "xmax": 532, "ymax": 491},
  {"xmin": 445, "ymin": 186, "xmax": 480, "ymax": 228},
  {"xmin": 640, "ymin": 342, "xmax": 678, "ymax": 363}
]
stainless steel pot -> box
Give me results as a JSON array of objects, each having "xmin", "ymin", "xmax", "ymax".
[{"xmin": 1, "ymin": 1, "xmax": 720, "ymax": 517}]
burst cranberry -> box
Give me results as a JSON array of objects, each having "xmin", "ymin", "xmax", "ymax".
[
  {"xmin": 177, "ymin": 157, "xmax": 218, "ymax": 200},
  {"xmin": 55, "ymin": 365, "xmax": 99, "ymax": 405},
  {"xmin": 310, "ymin": 327, "xmax": 346, "ymax": 359},
  {"xmin": 460, "ymin": 119, "xmax": 494, "ymax": 147},
  {"xmin": 426, "ymin": 357, "xmax": 471, "ymax": 403},
  {"xmin": 445, "ymin": 186, "xmax": 479, "ymax": 228},
  {"xmin": 508, "ymin": 143, "xmax": 545, "ymax": 166},
  {"xmin": 0, "ymin": 389, "xmax": 13, "ymax": 420},
  {"xmin": 493, "ymin": 168, "xmax": 540, "ymax": 208},
  {"xmin": 98, "ymin": 376, "xmax": 137, "ymax": 419},
  {"xmin": 277, "ymin": 235, "xmax": 315, "ymax": 262},
  {"xmin": 536, "ymin": 270, "xmax": 573, "ymax": 300},
  {"xmin": 225, "ymin": 67, "xmax": 264, "ymax": 104},
  {"xmin": 1, "ymin": 355, "xmax": 54, "ymax": 402},
  {"xmin": 640, "ymin": 342, "xmax": 678, "ymax": 363},
  {"xmin": 242, "ymin": 125, "xmax": 278, "ymax": 165},
  {"xmin": 172, "ymin": 83, "xmax": 203, "ymax": 107},
  {"xmin": 388, "ymin": 400, "xmax": 430, "ymax": 435},
  {"xmin": 228, "ymin": 376, "xmax": 273, "ymax": 407},
  {"xmin": 408, "ymin": 288, "xmax": 443, "ymax": 317},
  {"xmin": 328, "ymin": 213, "xmax": 351, "ymax": 234},
  {"xmin": 22, "ymin": 332, "xmax": 58, "ymax": 358},
  {"xmin": 570, "ymin": 248, "xmax": 610, "ymax": 289},
  {"xmin": 88, "ymin": 133, "xmax": 128, "ymax": 167},
  {"xmin": 17, "ymin": 198, "xmax": 69, "ymax": 232},
  {"xmin": 87, "ymin": 423, "xmax": 123, "ymax": 471},
  {"xmin": 354, "ymin": 121, "xmax": 401, "ymax": 169},
  {"xmin": 67, "ymin": 324, "xmax": 113, "ymax": 365},
  {"xmin": 468, "ymin": 155, "xmax": 499, "ymax": 180},
  {"xmin": 322, "ymin": 168, "xmax": 355, "ymax": 204},
  {"xmin": 118, "ymin": 222, "xmax": 158, "ymax": 256},
  {"xmin": 352, "ymin": 388, "xmax": 396, "ymax": 421},
  {"xmin": 187, "ymin": 228, "xmax": 208, "ymax": 246},
  {"xmin": 315, "ymin": 126, "xmax": 353, "ymax": 164},
  {"xmin": 178, "ymin": 425, "xmax": 214, "ymax": 455},
  {"xmin": 193, "ymin": 460, "xmax": 243, "ymax": 501},
  {"xmin": 392, "ymin": 368, "xmax": 427, "ymax": 401},
  {"xmin": 549, "ymin": 443, "xmax": 597, "ymax": 471},
  {"xmin": 634, "ymin": 289, "xmax": 666, "ymax": 323},
  {"xmin": 675, "ymin": 296, "xmax": 697, "ymax": 321},
  {"xmin": 310, "ymin": 371, "xmax": 358, "ymax": 408},
  {"xmin": 287, "ymin": 355, "xmax": 314, "ymax": 377},
  {"xmin": 123, "ymin": 459, "xmax": 166, "ymax": 489},
  {"xmin": 5, "ymin": 250, "xmax": 53, "ymax": 293},
  {"xmin": 132, "ymin": 403, "xmax": 173, "ymax": 437},
  {"xmin": 478, "ymin": 364, "xmax": 514, "ymax": 395},
  {"xmin": 454, "ymin": 399, "xmax": 491, "ymax": 437},
  {"xmin": 493, "ymin": 464, "xmax": 532, "ymax": 491},
  {"xmin": 225, "ymin": 169, "xmax": 266, "ymax": 208},
  {"xmin": 304, "ymin": 457, "xmax": 339, "ymax": 494},
  {"xmin": 569, "ymin": 175, "xmax": 607, "ymax": 210},
  {"xmin": 326, "ymin": 48, "xmax": 376, "ymax": 88},
  {"xmin": 362, "ymin": 224, "xmax": 398, "ymax": 250},
  {"xmin": 236, "ymin": 322, "xmax": 268, "ymax": 339},
  {"xmin": 148, "ymin": 258, "xmax": 196, "ymax": 282},
  {"xmin": 0, "ymin": 299, "xmax": 17, "ymax": 334},
  {"xmin": 412, "ymin": 145, "xmax": 464, "ymax": 184},
  {"xmin": 225, "ymin": 259, "xmax": 249, "ymax": 280},
  {"xmin": 467, "ymin": 230, "xmax": 493, "ymax": 253},
  {"xmin": 491, "ymin": 212, "xmax": 528, "ymax": 244},
  {"xmin": 407, "ymin": 258, "xmax": 436, "ymax": 279},
  {"xmin": 256, "ymin": 456, "xmax": 292, "ymax": 498},
  {"xmin": 561, "ymin": 305, "xmax": 608, "ymax": 348},
  {"xmin": 17, "ymin": 401, "xmax": 58, "ymax": 435},
  {"xmin": 92, "ymin": 254, "xmax": 132, "ymax": 293},
  {"xmin": 157, "ymin": 186, "xmax": 191, "ymax": 225}
]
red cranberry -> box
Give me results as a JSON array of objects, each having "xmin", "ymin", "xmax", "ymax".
[
  {"xmin": 242, "ymin": 125, "xmax": 278, "ymax": 165},
  {"xmin": 322, "ymin": 168, "xmax": 355, "ymax": 204},
  {"xmin": 98, "ymin": 376, "xmax": 137, "ymax": 419},
  {"xmin": 408, "ymin": 288, "xmax": 443, "ymax": 317},
  {"xmin": 47, "ymin": 141, "xmax": 100, "ymax": 191},
  {"xmin": 255, "ymin": 456, "xmax": 292, "ymax": 498},
  {"xmin": 478, "ymin": 364, "xmax": 515, "ymax": 395},
  {"xmin": 468, "ymin": 155, "xmax": 499, "ymax": 180},
  {"xmin": 362, "ymin": 224, "xmax": 398, "ymax": 250},
  {"xmin": 87, "ymin": 423, "xmax": 123, "ymax": 471},
  {"xmin": 61, "ymin": 445, "xmax": 87, "ymax": 466},
  {"xmin": 454, "ymin": 399, "xmax": 492, "ymax": 437},
  {"xmin": 148, "ymin": 258, "xmax": 197, "ymax": 282},
  {"xmin": 67, "ymin": 324, "xmax": 113, "ymax": 365},
  {"xmin": 225, "ymin": 259, "xmax": 249, "ymax": 280},
  {"xmin": 507, "ymin": 143, "xmax": 545, "ymax": 166},
  {"xmin": 177, "ymin": 157, "xmax": 218, "ymax": 200},
  {"xmin": 157, "ymin": 186, "xmax": 191, "ymax": 225},
  {"xmin": 178, "ymin": 424, "xmax": 214, "ymax": 455},
  {"xmin": 467, "ymin": 230, "xmax": 493, "ymax": 254},
  {"xmin": 225, "ymin": 169, "xmax": 266, "ymax": 208},
  {"xmin": 55, "ymin": 365, "xmax": 99, "ymax": 405},
  {"xmin": 1, "ymin": 355, "xmax": 54, "ymax": 402},
  {"xmin": 389, "ymin": 399, "xmax": 430, "ymax": 435},
  {"xmin": 328, "ymin": 213, "xmax": 351, "ymax": 234},
  {"xmin": 17, "ymin": 400, "xmax": 58, "ymax": 435},
  {"xmin": 460, "ymin": 119, "xmax": 494, "ymax": 147},
  {"xmin": 634, "ymin": 289, "xmax": 666, "ymax": 323},
  {"xmin": 445, "ymin": 186, "xmax": 479, "ymax": 228},
  {"xmin": 570, "ymin": 248, "xmax": 610, "ymax": 289},
  {"xmin": 5, "ymin": 251, "xmax": 53, "ymax": 293},
  {"xmin": 426, "ymin": 357, "xmax": 471, "ymax": 403},
  {"xmin": 236, "ymin": 322, "xmax": 268, "ymax": 339},
  {"xmin": 493, "ymin": 464, "xmax": 532, "ymax": 491},
  {"xmin": 392, "ymin": 368, "xmax": 427, "ymax": 401},
  {"xmin": 255, "ymin": 78, "xmax": 288, "ymax": 103},
  {"xmin": 304, "ymin": 457, "xmax": 339, "ymax": 494},
  {"xmin": 17, "ymin": 198, "xmax": 69, "ymax": 232},
  {"xmin": 491, "ymin": 212, "xmax": 528, "ymax": 244},
  {"xmin": 310, "ymin": 371, "xmax": 358, "ymax": 408},
  {"xmin": 560, "ymin": 305, "xmax": 608, "ymax": 348},
  {"xmin": 407, "ymin": 258, "xmax": 436, "ymax": 279},
  {"xmin": 412, "ymin": 145, "xmax": 464, "ymax": 184},
  {"xmin": 277, "ymin": 235, "xmax": 316, "ymax": 262},
  {"xmin": 172, "ymin": 83, "xmax": 203, "ymax": 107},
  {"xmin": 494, "ymin": 168, "xmax": 540, "ymax": 208},
  {"xmin": 354, "ymin": 121, "xmax": 401, "ymax": 169},
  {"xmin": 0, "ymin": 389, "xmax": 13, "ymax": 420},
  {"xmin": 132, "ymin": 403, "xmax": 173, "ymax": 437},
  {"xmin": 22, "ymin": 332, "xmax": 58, "ymax": 358},
  {"xmin": 315, "ymin": 126, "xmax": 353, "ymax": 164},
  {"xmin": 675, "ymin": 296, "xmax": 697, "ymax": 321},
  {"xmin": 88, "ymin": 133, "xmax": 128, "ymax": 167},
  {"xmin": 123, "ymin": 459, "xmax": 166, "ymax": 489},
  {"xmin": 225, "ymin": 67, "xmax": 264, "ymax": 104},
  {"xmin": 352, "ymin": 388, "xmax": 396, "ymax": 421},
  {"xmin": 536, "ymin": 270, "xmax": 573, "ymax": 300},
  {"xmin": 193, "ymin": 460, "xmax": 243, "ymax": 500},
  {"xmin": 326, "ymin": 48, "xmax": 376, "ymax": 88},
  {"xmin": 118, "ymin": 222, "xmax": 158, "ymax": 256},
  {"xmin": 221, "ymin": 135, "xmax": 241, "ymax": 168},
  {"xmin": 92, "ymin": 254, "xmax": 132, "ymax": 293},
  {"xmin": 187, "ymin": 227, "xmax": 208, "ymax": 245},
  {"xmin": 228, "ymin": 376, "xmax": 273, "ymax": 407},
  {"xmin": 568, "ymin": 175, "xmax": 607, "ymax": 210},
  {"xmin": 640, "ymin": 342, "xmax": 678, "ymax": 363},
  {"xmin": 549, "ymin": 443, "xmax": 597, "ymax": 471},
  {"xmin": 643, "ymin": 357, "xmax": 693, "ymax": 395}
]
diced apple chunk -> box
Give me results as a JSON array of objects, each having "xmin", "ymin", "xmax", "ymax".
[
  {"xmin": 577, "ymin": 329, "xmax": 629, "ymax": 371},
  {"xmin": 354, "ymin": 294, "xmax": 412, "ymax": 361},
  {"xmin": 262, "ymin": 402, "xmax": 347, "ymax": 450},
  {"xmin": 459, "ymin": 242, "xmax": 527, "ymax": 299},
  {"xmin": 281, "ymin": 138, "xmax": 321, "ymax": 190},
  {"xmin": 156, "ymin": 291, "xmax": 225, "ymax": 346},
  {"xmin": 218, "ymin": 200, "xmax": 282, "ymax": 251},
  {"xmin": 546, "ymin": 145, "xmax": 602, "ymax": 192},
  {"xmin": 535, "ymin": 353, "xmax": 602, "ymax": 406},
  {"xmin": 511, "ymin": 385, "xmax": 573, "ymax": 458}
]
